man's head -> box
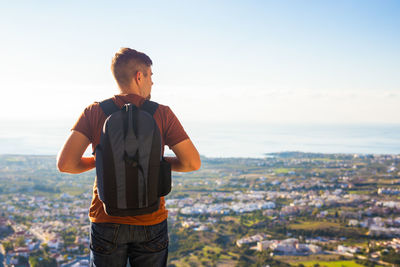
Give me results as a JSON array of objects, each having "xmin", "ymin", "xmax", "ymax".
[{"xmin": 111, "ymin": 48, "xmax": 153, "ymax": 98}]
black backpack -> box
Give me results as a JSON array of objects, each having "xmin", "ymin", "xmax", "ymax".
[{"xmin": 95, "ymin": 98, "xmax": 171, "ymax": 216}]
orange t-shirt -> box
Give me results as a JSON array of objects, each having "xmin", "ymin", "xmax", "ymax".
[{"xmin": 72, "ymin": 94, "xmax": 189, "ymax": 225}]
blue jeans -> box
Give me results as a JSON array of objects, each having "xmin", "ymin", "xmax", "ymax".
[{"xmin": 90, "ymin": 219, "xmax": 168, "ymax": 267}]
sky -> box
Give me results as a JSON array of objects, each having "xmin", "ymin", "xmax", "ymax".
[{"xmin": 0, "ymin": 0, "xmax": 399, "ymax": 126}]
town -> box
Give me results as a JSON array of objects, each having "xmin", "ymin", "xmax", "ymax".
[{"xmin": 0, "ymin": 152, "xmax": 400, "ymax": 266}]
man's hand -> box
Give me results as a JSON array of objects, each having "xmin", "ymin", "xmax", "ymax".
[
  {"xmin": 57, "ymin": 130, "xmax": 95, "ymax": 174},
  {"xmin": 165, "ymin": 139, "xmax": 201, "ymax": 172}
]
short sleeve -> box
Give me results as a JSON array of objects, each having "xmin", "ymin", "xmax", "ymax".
[
  {"xmin": 71, "ymin": 106, "xmax": 94, "ymax": 143},
  {"xmin": 162, "ymin": 106, "xmax": 189, "ymax": 148}
]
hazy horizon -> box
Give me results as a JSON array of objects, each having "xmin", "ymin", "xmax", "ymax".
[{"xmin": 0, "ymin": 119, "xmax": 399, "ymax": 157}]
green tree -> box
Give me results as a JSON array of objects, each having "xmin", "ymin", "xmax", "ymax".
[
  {"xmin": 15, "ymin": 236, "xmax": 26, "ymax": 247},
  {"xmin": 2, "ymin": 241, "xmax": 13, "ymax": 252},
  {"xmin": 312, "ymin": 208, "xmax": 319, "ymax": 217},
  {"xmin": 42, "ymin": 243, "xmax": 50, "ymax": 253}
]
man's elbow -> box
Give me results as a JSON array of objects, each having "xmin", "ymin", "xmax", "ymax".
[
  {"xmin": 57, "ymin": 156, "xmax": 75, "ymax": 173},
  {"xmin": 57, "ymin": 159, "xmax": 69, "ymax": 173},
  {"xmin": 189, "ymin": 158, "xmax": 201, "ymax": 171}
]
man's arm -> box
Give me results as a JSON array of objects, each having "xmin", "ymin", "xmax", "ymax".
[
  {"xmin": 57, "ymin": 130, "xmax": 95, "ymax": 174},
  {"xmin": 165, "ymin": 139, "xmax": 201, "ymax": 172}
]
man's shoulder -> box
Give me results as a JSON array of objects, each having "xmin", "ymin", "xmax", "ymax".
[
  {"xmin": 149, "ymin": 102, "xmax": 182, "ymax": 129},
  {"xmin": 83, "ymin": 101, "xmax": 102, "ymax": 114},
  {"xmin": 152, "ymin": 102, "xmax": 174, "ymax": 118},
  {"xmin": 154, "ymin": 102, "xmax": 170, "ymax": 111}
]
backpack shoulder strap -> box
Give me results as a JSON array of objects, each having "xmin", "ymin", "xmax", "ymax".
[
  {"xmin": 99, "ymin": 98, "xmax": 120, "ymax": 116},
  {"xmin": 140, "ymin": 100, "xmax": 159, "ymax": 116}
]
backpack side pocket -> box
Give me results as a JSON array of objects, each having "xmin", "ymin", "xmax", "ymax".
[{"xmin": 158, "ymin": 158, "xmax": 171, "ymax": 197}]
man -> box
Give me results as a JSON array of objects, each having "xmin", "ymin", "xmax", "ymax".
[{"xmin": 57, "ymin": 48, "xmax": 201, "ymax": 266}]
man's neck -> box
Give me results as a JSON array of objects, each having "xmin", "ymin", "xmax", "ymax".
[{"xmin": 119, "ymin": 86, "xmax": 140, "ymax": 95}]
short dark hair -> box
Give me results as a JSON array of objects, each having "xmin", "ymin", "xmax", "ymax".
[{"xmin": 111, "ymin": 48, "xmax": 153, "ymax": 88}]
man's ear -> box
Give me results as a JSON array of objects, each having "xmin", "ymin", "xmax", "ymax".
[{"xmin": 136, "ymin": 71, "xmax": 142, "ymax": 82}]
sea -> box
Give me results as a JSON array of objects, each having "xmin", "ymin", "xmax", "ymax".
[{"xmin": 0, "ymin": 120, "xmax": 399, "ymax": 158}]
